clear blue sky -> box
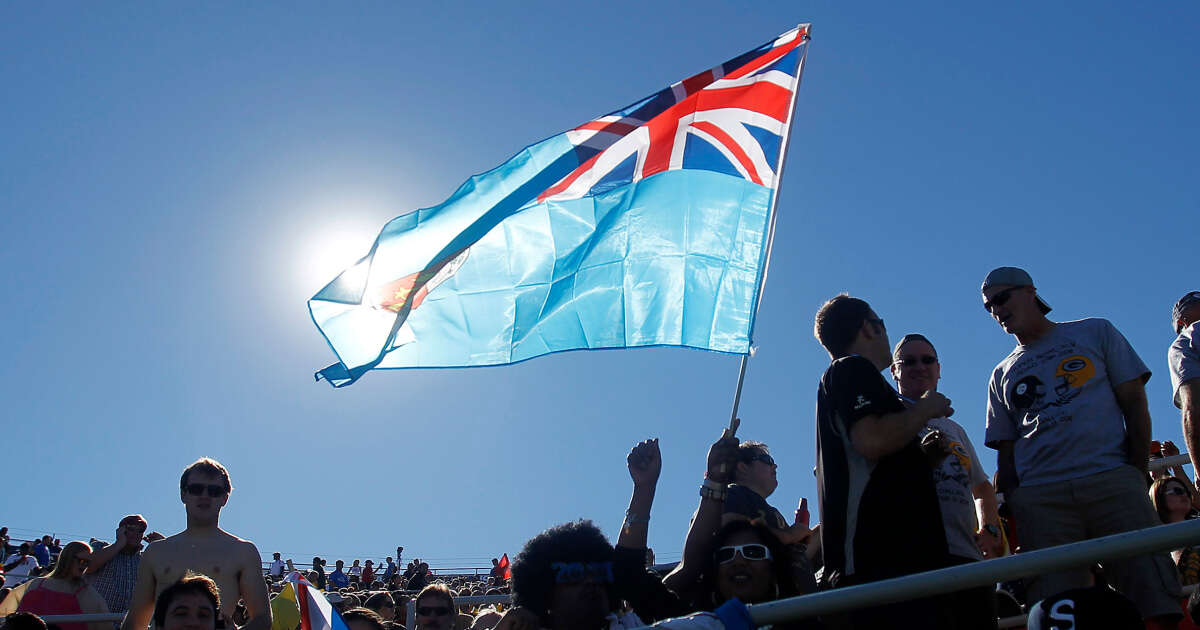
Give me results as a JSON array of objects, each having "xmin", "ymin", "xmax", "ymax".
[{"xmin": 2, "ymin": 2, "xmax": 1197, "ymax": 569}]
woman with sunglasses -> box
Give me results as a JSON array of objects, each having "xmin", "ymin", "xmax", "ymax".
[
  {"xmin": 611, "ymin": 431, "xmax": 817, "ymax": 630},
  {"xmin": 0, "ymin": 541, "xmax": 109, "ymax": 630},
  {"xmin": 1150, "ymin": 477, "xmax": 1200, "ymax": 584}
]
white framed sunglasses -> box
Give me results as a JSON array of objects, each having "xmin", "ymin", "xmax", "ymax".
[{"xmin": 715, "ymin": 543, "xmax": 772, "ymax": 564}]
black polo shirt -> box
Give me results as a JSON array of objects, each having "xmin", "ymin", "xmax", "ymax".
[{"xmin": 816, "ymin": 355, "xmax": 948, "ymax": 584}]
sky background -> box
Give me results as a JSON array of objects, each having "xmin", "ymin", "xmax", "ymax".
[{"xmin": 2, "ymin": 2, "xmax": 1198, "ymax": 571}]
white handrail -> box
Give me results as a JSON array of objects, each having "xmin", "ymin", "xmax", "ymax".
[
  {"xmin": 1149, "ymin": 453, "xmax": 1192, "ymax": 471},
  {"xmin": 746, "ymin": 518, "xmax": 1200, "ymax": 626}
]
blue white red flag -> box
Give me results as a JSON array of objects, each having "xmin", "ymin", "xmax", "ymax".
[
  {"xmin": 310, "ymin": 25, "xmax": 811, "ymax": 386},
  {"xmin": 285, "ymin": 575, "xmax": 350, "ymax": 630}
]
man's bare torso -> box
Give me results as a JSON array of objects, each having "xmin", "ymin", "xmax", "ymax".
[{"xmin": 144, "ymin": 529, "xmax": 255, "ymax": 617}]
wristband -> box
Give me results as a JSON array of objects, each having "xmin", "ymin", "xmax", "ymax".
[
  {"xmin": 623, "ymin": 509, "xmax": 650, "ymax": 525},
  {"xmin": 700, "ymin": 483, "xmax": 728, "ymax": 501}
]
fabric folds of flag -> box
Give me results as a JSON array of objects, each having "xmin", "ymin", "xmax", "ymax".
[
  {"xmin": 497, "ymin": 553, "xmax": 511, "ymax": 580},
  {"xmin": 311, "ymin": 25, "xmax": 811, "ymax": 386},
  {"xmin": 282, "ymin": 574, "xmax": 350, "ymax": 630}
]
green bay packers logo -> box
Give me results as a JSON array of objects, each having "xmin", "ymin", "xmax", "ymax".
[{"xmin": 1054, "ymin": 355, "xmax": 1094, "ymax": 395}]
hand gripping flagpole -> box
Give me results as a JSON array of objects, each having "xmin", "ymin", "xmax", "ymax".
[{"xmin": 728, "ymin": 25, "xmax": 811, "ymax": 435}]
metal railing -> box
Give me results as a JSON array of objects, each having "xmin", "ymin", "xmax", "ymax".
[{"xmin": 634, "ymin": 518, "xmax": 1200, "ymax": 628}]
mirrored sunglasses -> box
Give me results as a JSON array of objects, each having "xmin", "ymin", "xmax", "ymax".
[{"xmin": 896, "ymin": 355, "xmax": 938, "ymax": 367}]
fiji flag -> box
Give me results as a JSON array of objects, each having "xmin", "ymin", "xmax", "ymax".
[{"xmin": 311, "ymin": 25, "xmax": 811, "ymax": 386}]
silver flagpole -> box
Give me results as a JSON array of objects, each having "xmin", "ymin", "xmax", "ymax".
[{"xmin": 728, "ymin": 24, "xmax": 811, "ymax": 433}]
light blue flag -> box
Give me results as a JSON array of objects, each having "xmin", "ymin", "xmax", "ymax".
[{"xmin": 311, "ymin": 25, "xmax": 810, "ymax": 386}]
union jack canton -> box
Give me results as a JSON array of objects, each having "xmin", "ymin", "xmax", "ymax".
[{"xmin": 541, "ymin": 24, "xmax": 809, "ymax": 201}]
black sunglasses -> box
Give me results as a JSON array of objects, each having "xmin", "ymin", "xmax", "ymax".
[
  {"xmin": 865, "ymin": 317, "xmax": 885, "ymax": 330},
  {"xmin": 185, "ymin": 483, "xmax": 228, "ymax": 498},
  {"xmin": 896, "ymin": 355, "xmax": 938, "ymax": 367},
  {"xmin": 983, "ymin": 286, "xmax": 1022, "ymax": 311},
  {"xmin": 417, "ymin": 606, "xmax": 451, "ymax": 617},
  {"xmin": 746, "ymin": 453, "xmax": 774, "ymax": 466},
  {"xmin": 715, "ymin": 543, "xmax": 772, "ymax": 564},
  {"xmin": 1166, "ymin": 486, "xmax": 1189, "ymax": 497}
]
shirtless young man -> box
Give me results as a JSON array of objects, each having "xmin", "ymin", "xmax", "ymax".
[{"xmin": 120, "ymin": 458, "xmax": 270, "ymax": 630}]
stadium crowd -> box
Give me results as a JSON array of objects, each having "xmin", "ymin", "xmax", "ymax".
[{"xmin": 4, "ymin": 274, "xmax": 1200, "ymax": 630}]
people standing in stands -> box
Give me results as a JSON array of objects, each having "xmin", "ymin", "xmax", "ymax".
[
  {"xmin": 1170, "ymin": 292, "xmax": 1200, "ymax": 482},
  {"xmin": 981, "ymin": 267, "xmax": 1181, "ymax": 627},
  {"xmin": 31, "ymin": 538, "xmax": 51, "ymax": 570},
  {"xmin": 348, "ymin": 560, "xmax": 363, "ymax": 583},
  {"xmin": 120, "ymin": 458, "xmax": 272, "ymax": 630},
  {"xmin": 382, "ymin": 556, "xmax": 397, "ymax": 582},
  {"xmin": 266, "ymin": 553, "xmax": 285, "ymax": 579},
  {"xmin": 360, "ymin": 560, "xmax": 375, "ymax": 586},
  {"xmin": 0, "ymin": 541, "xmax": 110, "ymax": 630},
  {"xmin": 406, "ymin": 563, "xmax": 430, "ymax": 592},
  {"xmin": 311, "ymin": 557, "xmax": 326, "ymax": 590},
  {"xmin": 85, "ymin": 514, "xmax": 147, "ymax": 614},
  {"xmin": 3, "ymin": 544, "xmax": 41, "ymax": 587},
  {"xmin": 722, "ymin": 440, "xmax": 817, "ymax": 595},
  {"xmin": 329, "ymin": 560, "xmax": 350, "ymax": 589},
  {"xmin": 892, "ymin": 332, "xmax": 1002, "ymax": 629},
  {"xmin": 812, "ymin": 294, "xmax": 954, "ymax": 629}
]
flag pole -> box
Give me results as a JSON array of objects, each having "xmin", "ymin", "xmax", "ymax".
[{"xmin": 728, "ymin": 25, "xmax": 811, "ymax": 434}]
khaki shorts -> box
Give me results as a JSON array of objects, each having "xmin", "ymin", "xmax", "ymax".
[{"xmin": 1008, "ymin": 464, "xmax": 1182, "ymax": 618}]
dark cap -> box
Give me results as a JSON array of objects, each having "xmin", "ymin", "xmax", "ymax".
[
  {"xmin": 981, "ymin": 266, "xmax": 1051, "ymax": 314},
  {"xmin": 893, "ymin": 333, "xmax": 937, "ymax": 359},
  {"xmin": 1172, "ymin": 291, "xmax": 1200, "ymax": 333},
  {"xmin": 1027, "ymin": 587, "xmax": 1142, "ymax": 630}
]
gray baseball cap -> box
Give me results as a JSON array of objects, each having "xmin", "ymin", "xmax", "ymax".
[{"xmin": 981, "ymin": 266, "xmax": 1052, "ymax": 314}]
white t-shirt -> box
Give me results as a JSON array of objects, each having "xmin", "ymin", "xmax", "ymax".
[
  {"xmin": 921, "ymin": 417, "xmax": 989, "ymax": 560},
  {"xmin": 3, "ymin": 554, "xmax": 40, "ymax": 584},
  {"xmin": 269, "ymin": 559, "xmax": 285, "ymax": 576}
]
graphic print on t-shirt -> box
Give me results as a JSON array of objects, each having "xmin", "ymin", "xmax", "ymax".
[{"xmin": 1007, "ymin": 343, "xmax": 1098, "ymax": 437}]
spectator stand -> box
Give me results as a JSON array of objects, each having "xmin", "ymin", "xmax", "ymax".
[{"xmin": 34, "ymin": 452, "xmax": 1200, "ymax": 629}]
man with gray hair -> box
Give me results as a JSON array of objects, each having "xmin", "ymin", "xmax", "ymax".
[
  {"xmin": 1169, "ymin": 291, "xmax": 1200, "ymax": 479},
  {"xmin": 981, "ymin": 266, "xmax": 1180, "ymax": 626}
]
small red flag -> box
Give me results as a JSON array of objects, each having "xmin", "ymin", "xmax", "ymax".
[{"xmin": 497, "ymin": 553, "xmax": 511, "ymax": 580}]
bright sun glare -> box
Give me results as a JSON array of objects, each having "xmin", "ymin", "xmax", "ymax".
[{"xmin": 301, "ymin": 221, "xmax": 380, "ymax": 293}]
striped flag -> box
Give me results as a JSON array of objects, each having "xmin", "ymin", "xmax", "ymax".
[{"xmin": 282, "ymin": 574, "xmax": 349, "ymax": 630}]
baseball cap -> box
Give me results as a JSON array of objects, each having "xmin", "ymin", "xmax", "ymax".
[
  {"xmin": 1027, "ymin": 587, "xmax": 1143, "ymax": 630},
  {"xmin": 1172, "ymin": 291, "xmax": 1200, "ymax": 333},
  {"xmin": 981, "ymin": 266, "xmax": 1052, "ymax": 314}
]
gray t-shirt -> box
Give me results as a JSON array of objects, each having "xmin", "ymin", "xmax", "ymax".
[
  {"xmin": 1170, "ymin": 321, "xmax": 1200, "ymax": 408},
  {"xmin": 921, "ymin": 417, "xmax": 988, "ymax": 561},
  {"xmin": 985, "ymin": 318, "xmax": 1149, "ymax": 487}
]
